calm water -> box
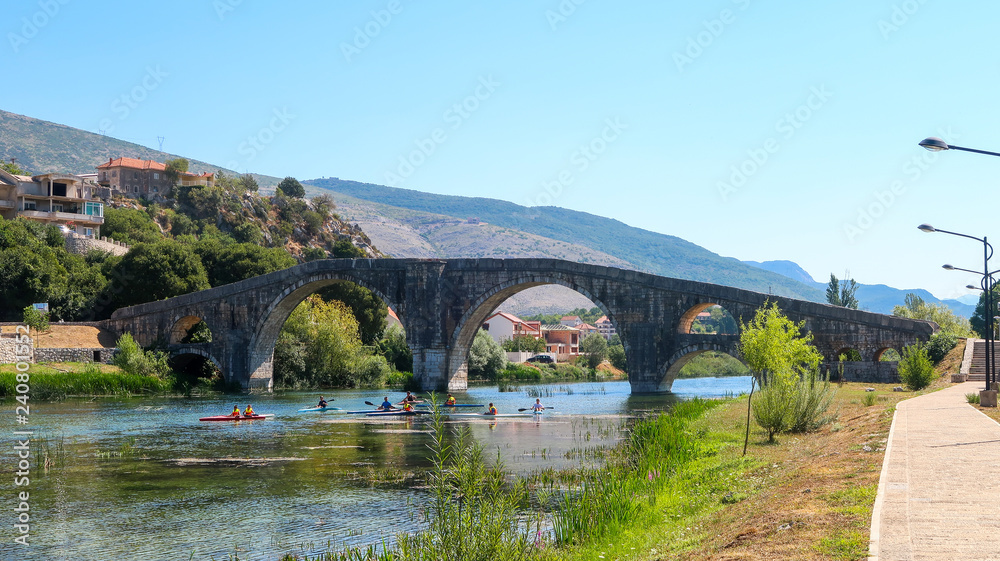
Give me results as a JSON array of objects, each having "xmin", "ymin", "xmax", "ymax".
[{"xmin": 2, "ymin": 377, "xmax": 751, "ymax": 560}]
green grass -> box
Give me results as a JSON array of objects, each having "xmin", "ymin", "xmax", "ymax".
[
  {"xmin": 816, "ymin": 530, "xmax": 870, "ymax": 560},
  {"xmin": 0, "ymin": 363, "xmax": 172, "ymax": 399}
]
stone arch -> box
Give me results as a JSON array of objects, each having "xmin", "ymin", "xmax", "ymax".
[
  {"xmin": 874, "ymin": 346, "xmax": 900, "ymax": 362},
  {"xmin": 247, "ymin": 272, "xmax": 401, "ymax": 385},
  {"xmin": 169, "ymin": 347, "xmax": 223, "ymax": 374},
  {"xmin": 677, "ymin": 303, "xmax": 739, "ymax": 335},
  {"xmin": 169, "ymin": 315, "xmax": 210, "ymax": 344},
  {"xmin": 835, "ymin": 346, "xmax": 864, "ymax": 361},
  {"xmin": 447, "ymin": 275, "xmax": 620, "ymax": 386},
  {"xmin": 660, "ymin": 342, "xmax": 744, "ymax": 391}
]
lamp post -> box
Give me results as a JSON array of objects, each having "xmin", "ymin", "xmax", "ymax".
[
  {"xmin": 919, "ymin": 137, "xmax": 1000, "ymax": 157},
  {"xmin": 919, "ymin": 224, "xmax": 994, "ymax": 390}
]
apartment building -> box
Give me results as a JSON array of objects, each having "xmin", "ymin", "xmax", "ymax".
[{"xmin": 0, "ymin": 169, "xmax": 104, "ymax": 236}]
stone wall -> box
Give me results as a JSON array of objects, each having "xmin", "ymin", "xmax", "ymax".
[
  {"xmin": 0, "ymin": 337, "xmax": 33, "ymax": 364},
  {"xmin": 34, "ymin": 348, "xmax": 115, "ymax": 364},
  {"xmin": 828, "ymin": 360, "xmax": 899, "ymax": 384},
  {"xmin": 65, "ymin": 234, "xmax": 129, "ymax": 257}
]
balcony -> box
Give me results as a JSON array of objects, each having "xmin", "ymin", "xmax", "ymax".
[
  {"xmin": 0, "ymin": 200, "xmax": 14, "ymax": 209},
  {"xmin": 18, "ymin": 210, "xmax": 104, "ymax": 224}
]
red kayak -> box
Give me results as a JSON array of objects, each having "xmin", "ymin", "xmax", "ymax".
[{"xmin": 199, "ymin": 414, "xmax": 274, "ymax": 421}]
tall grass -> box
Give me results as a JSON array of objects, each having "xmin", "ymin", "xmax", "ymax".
[
  {"xmin": 0, "ymin": 363, "xmax": 172, "ymax": 399},
  {"xmin": 552, "ymin": 399, "xmax": 718, "ymax": 544}
]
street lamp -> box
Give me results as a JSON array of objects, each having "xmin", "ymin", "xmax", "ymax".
[
  {"xmin": 919, "ymin": 137, "xmax": 1000, "ymax": 157},
  {"xmin": 919, "ymin": 224, "xmax": 994, "ymax": 390}
]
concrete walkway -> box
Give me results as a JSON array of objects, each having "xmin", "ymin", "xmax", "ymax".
[{"xmin": 870, "ymin": 381, "xmax": 1000, "ymax": 560}]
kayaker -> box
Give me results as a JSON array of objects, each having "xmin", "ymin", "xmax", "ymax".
[
  {"xmin": 317, "ymin": 396, "xmax": 328, "ymax": 408},
  {"xmin": 230, "ymin": 405, "xmax": 241, "ymax": 417},
  {"xmin": 486, "ymin": 403, "xmax": 498, "ymax": 415},
  {"xmin": 402, "ymin": 401, "xmax": 414, "ymax": 412},
  {"xmin": 401, "ymin": 391, "xmax": 418, "ymax": 403},
  {"xmin": 531, "ymin": 398, "xmax": 544, "ymax": 412},
  {"xmin": 379, "ymin": 397, "xmax": 394, "ymax": 411},
  {"xmin": 243, "ymin": 404, "xmax": 254, "ymax": 417},
  {"xmin": 445, "ymin": 394, "xmax": 456, "ymax": 406}
]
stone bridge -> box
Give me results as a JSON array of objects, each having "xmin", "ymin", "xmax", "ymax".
[{"xmin": 105, "ymin": 258, "xmax": 937, "ymax": 392}]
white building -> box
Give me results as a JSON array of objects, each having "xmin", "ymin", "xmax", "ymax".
[{"xmin": 482, "ymin": 312, "xmax": 541, "ymax": 345}]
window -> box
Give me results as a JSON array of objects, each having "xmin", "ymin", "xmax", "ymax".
[
  {"xmin": 112, "ymin": 171, "xmax": 117, "ymax": 177},
  {"xmin": 23, "ymin": 201, "xmax": 36, "ymax": 211},
  {"xmin": 84, "ymin": 228, "xmax": 94, "ymax": 238},
  {"xmin": 52, "ymin": 204, "xmax": 63, "ymax": 212},
  {"xmin": 153, "ymin": 173, "xmax": 159, "ymax": 180},
  {"xmin": 134, "ymin": 186, "xmax": 139, "ymax": 193},
  {"xmin": 133, "ymin": 172, "xmax": 138, "ymax": 179},
  {"xmin": 85, "ymin": 202, "xmax": 103, "ymax": 217}
]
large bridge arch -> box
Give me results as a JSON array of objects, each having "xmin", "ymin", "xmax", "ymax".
[
  {"xmin": 445, "ymin": 275, "xmax": 622, "ymax": 389},
  {"xmin": 246, "ymin": 271, "xmax": 403, "ymax": 388}
]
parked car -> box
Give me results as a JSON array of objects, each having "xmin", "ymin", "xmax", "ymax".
[{"xmin": 526, "ymin": 355, "xmax": 554, "ymax": 364}]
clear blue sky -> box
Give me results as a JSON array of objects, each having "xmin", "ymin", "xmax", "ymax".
[{"xmin": 5, "ymin": 0, "xmax": 1000, "ymax": 302}]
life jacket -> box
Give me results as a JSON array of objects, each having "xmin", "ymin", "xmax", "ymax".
[
  {"xmin": 403, "ymin": 402, "xmax": 413, "ymax": 411},
  {"xmin": 244, "ymin": 408, "xmax": 254, "ymax": 416},
  {"xmin": 488, "ymin": 407, "xmax": 498, "ymax": 415},
  {"xmin": 445, "ymin": 396, "xmax": 456, "ymax": 405}
]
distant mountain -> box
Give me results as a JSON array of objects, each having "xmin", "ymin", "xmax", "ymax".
[
  {"xmin": 743, "ymin": 260, "xmax": 975, "ymax": 318},
  {"xmin": 307, "ymin": 178, "xmax": 827, "ymax": 302},
  {"xmin": 0, "ymin": 109, "xmax": 282, "ymax": 187}
]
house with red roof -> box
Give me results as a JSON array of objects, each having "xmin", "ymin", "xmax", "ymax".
[
  {"xmin": 96, "ymin": 157, "xmax": 214, "ymax": 199},
  {"xmin": 482, "ymin": 312, "xmax": 541, "ymax": 345}
]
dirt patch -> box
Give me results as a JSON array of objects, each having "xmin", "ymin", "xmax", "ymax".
[{"xmin": 2, "ymin": 325, "xmax": 119, "ymax": 348}]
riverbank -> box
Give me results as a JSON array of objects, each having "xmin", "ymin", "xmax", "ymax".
[{"xmin": 0, "ymin": 362, "xmax": 171, "ymax": 399}]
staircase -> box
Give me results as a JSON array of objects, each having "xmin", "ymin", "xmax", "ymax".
[{"xmin": 967, "ymin": 339, "xmax": 1000, "ymax": 382}]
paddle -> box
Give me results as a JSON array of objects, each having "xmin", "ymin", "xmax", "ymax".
[{"xmin": 517, "ymin": 406, "xmax": 555, "ymax": 412}]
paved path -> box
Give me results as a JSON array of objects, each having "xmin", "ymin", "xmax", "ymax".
[{"xmin": 870, "ymin": 382, "xmax": 1000, "ymax": 560}]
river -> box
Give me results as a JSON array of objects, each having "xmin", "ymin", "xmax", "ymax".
[{"xmin": 3, "ymin": 377, "xmax": 752, "ymax": 560}]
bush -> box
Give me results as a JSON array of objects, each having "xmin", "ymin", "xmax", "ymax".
[
  {"xmin": 352, "ymin": 355, "xmax": 391, "ymax": 388},
  {"xmin": 608, "ymin": 343, "xmax": 627, "ymax": 371},
  {"xmin": 111, "ymin": 333, "xmax": 172, "ymax": 379},
  {"xmin": 898, "ymin": 343, "xmax": 935, "ymax": 390},
  {"xmin": 787, "ymin": 370, "xmax": 835, "ymax": 433},
  {"xmin": 752, "ymin": 380, "xmax": 794, "ymax": 442},
  {"xmin": 468, "ymin": 329, "xmax": 507, "ymax": 380},
  {"xmin": 926, "ymin": 332, "xmax": 958, "ymax": 364}
]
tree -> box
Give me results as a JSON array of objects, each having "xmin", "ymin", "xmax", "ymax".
[
  {"xmin": 102, "ymin": 207, "xmax": 163, "ymax": 244},
  {"xmin": 195, "ymin": 241, "xmax": 295, "ymax": 287},
  {"xmin": 239, "ymin": 173, "xmax": 259, "ymax": 192},
  {"xmin": 377, "ymin": 325, "xmax": 413, "ymax": 373},
  {"xmin": 468, "ymin": 329, "xmax": 507, "ymax": 380},
  {"xmin": 607, "ymin": 343, "xmax": 627, "ymax": 372},
  {"xmin": 1, "ymin": 160, "xmax": 28, "ymax": 175},
  {"xmin": 826, "ymin": 273, "xmax": 859, "ymax": 309},
  {"xmin": 580, "ymin": 332, "xmax": 608, "ymax": 368},
  {"xmin": 164, "ymin": 158, "xmax": 189, "ymax": 184},
  {"xmin": 501, "ymin": 335, "xmax": 546, "ymax": 353},
  {"xmin": 893, "ymin": 293, "xmax": 972, "ymax": 337},
  {"xmin": 22, "ymin": 305, "xmax": 49, "ymax": 335},
  {"xmin": 969, "ymin": 288, "xmax": 1000, "ymax": 339},
  {"xmin": 317, "ymin": 282, "xmax": 388, "ymax": 345},
  {"xmin": 112, "ymin": 333, "xmax": 171, "ymax": 379},
  {"xmin": 103, "ymin": 240, "xmax": 210, "ymax": 311},
  {"xmin": 273, "ymin": 296, "xmax": 375, "ymax": 388},
  {"xmin": 331, "ymin": 239, "xmax": 365, "ymax": 258},
  {"xmin": 277, "ymin": 177, "xmax": 305, "ymax": 198},
  {"xmin": 739, "ymin": 301, "xmax": 824, "ymax": 443}
]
